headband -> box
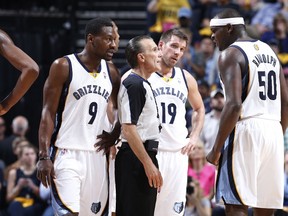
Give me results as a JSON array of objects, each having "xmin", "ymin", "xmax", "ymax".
[{"xmin": 210, "ymin": 17, "xmax": 244, "ymax": 27}]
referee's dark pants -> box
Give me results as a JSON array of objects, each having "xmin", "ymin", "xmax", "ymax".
[{"xmin": 115, "ymin": 142, "xmax": 158, "ymax": 216}]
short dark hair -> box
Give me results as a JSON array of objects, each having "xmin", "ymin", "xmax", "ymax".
[
  {"xmin": 160, "ymin": 28, "xmax": 188, "ymax": 44},
  {"xmin": 215, "ymin": 9, "xmax": 245, "ymax": 32},
  {"xmin": 216, "ymin": 8, "xmax": 242, "ymax": 19},
  {"xmin": 85, "ymin": 17, "xmax": 113, "ymax": 41},
  {"xmin": 125, "ymin": 35, "xmax": 152, "ymax": 68}
]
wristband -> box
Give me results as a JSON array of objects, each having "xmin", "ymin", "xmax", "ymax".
[{"xmin": 39, "ymin": 156, "xmax": 51, "ymax": 161}]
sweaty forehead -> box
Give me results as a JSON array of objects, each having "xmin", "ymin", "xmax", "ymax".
[
  {"xmin": 168, "ymin": 35, "xmax": 187, "ymax": 46},
  {"xmin": 142, "ymin": 38, "xmax": 156, "ymax": 50},
  {"xmin": 99, "ymin": 26, "xmax": 113, "ymax": 36}
]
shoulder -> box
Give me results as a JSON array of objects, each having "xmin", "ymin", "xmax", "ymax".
[
  {"xmin": 51, "ymin": 56, "xmax": 69, "ymax": 69},
  {"xmin": 218, "ymin": 46, "xmax": 246, "ymax": 69},
  {"xmin": 182, "ymin": 69, "xmax": 198, "ymax": 89},
  {"xmin": 123, "ymin": 74, "xmax": 145, "ymax": 88},
  {"xmin": 0, "ymin": 29, "xmax": 12, "ymax": 47},
  {"xmin": 7, "ymin": 168, "xmax": 17, "ymax": 179},
  {"xmin": 47, "ymin": 57, "xmax": 70, "ymax": 84}
]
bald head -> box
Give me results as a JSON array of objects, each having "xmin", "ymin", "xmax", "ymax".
[{"xmin": 12, "ymin": 116, "xmax": 29, "ymax": 136}]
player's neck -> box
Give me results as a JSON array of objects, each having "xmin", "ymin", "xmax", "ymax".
[{"xmin": 160, "ymin": 64, "xmax": 173, "ymax": 77}]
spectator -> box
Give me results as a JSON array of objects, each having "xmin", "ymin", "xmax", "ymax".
[
  {"xmin": 0, "ymin": 116, "xmax": 29, "ymax": 167},
  {"xmin": 249, "ymin": 0, "xmax": 283, "ymax": 38},
  {"xmin": 0, "ymin": 117, "xmax": 6, "ymax": 141},
  {"xmin": 200, "ymin": 88, "xmax": 225, "ymax": 154},
  {"xmin": 197, "ymin": 79, "xmax": 211, "ymax": 113},
  {"xmin": 188, "ymin": 140, "xmax": 215, "ymax": 199},
  {"xmin": 184, "ymin": 177, "xmax": 212, "ymax": 216},
  {"xmin": 177, "ymin": 7, "xmax": 202, "ymax": 46},
  {"xmin": 176, "ymin": 29, "xmax": 206, "ymax": 81},
  {"xmin": 6, "ymin": 144, "xmax": 44, "ymax": 216},
  {"xmin": 198, "ymin": 36, "xmax": 220, "ymax": 87},
  {"xmin": 4, "ymin": 137, "xmax": 30, "ymax": 181},
  {"xmin": 186, "ymin": 79, "xmax": 211, "ymax": 132},
  {"xmin": 147, "ymin": 0, "xmax": 191, "ymax": 43},
  {"xmin": 261, "ymin": 13, "xmax": 288, "ymax": 54}
]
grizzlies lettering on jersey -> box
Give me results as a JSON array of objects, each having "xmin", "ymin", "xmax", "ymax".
[
  {"xmin": 52, "ymin": 54, "xmax": 112, "ymax": 151},
  {"xmin": 148, "ymin": 67, "xmax": 188, "ymax": 151},
  {"xmin": 230, "ymin": 40, "xmax": 281, "ymax": 121}
]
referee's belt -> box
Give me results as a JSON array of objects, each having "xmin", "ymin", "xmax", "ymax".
[{"xmin": 121, "ymin": 140, "xmax": 159, "ymax": 153}]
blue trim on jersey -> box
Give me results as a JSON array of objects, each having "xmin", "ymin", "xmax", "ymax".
[
  {"xmin": 229, "ymin": 45, "xmax": 250, "ymax": 103},
  {"xmin": 155, "ymin": 67, "xmax": 176, "ymax": 79},
  {"xmin": 73, "ymin": 53, "xmax": 102, "ymax": 73},
  {"xmin": 171, "ymin": 67, "xmax": 176, "ymax": 78},
  {"xmin": 51, "ymin": 177, "xmax": 74, "ymax": 214},
  {"xmin": 180, "ymin": 68, "xmax": 189, "ymax": 91},
  {"xmin": 216, "ymin": 127, "xmax": 244, "ymax": 205},
  {"xmin": 51, "ymin": 56, "xmax": 72, "ymax": 148},
  {"xmin": 123, "ymin": 73, "xmax": 147, "ymax": 125},
  {"xmin": 226, "ymin": 129, "xmax": 244, "ymax": 204}
]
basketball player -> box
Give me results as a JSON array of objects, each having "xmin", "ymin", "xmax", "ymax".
[
  {"xmin": 0, "ymin": 29, "xmax": 39, "ymax": 115},
  {"xmin": 206, "ymin": 8, "xmax": 288, "ymax": 216},
  {"xmin": 116, "ymin": 35, "xmax": 163, "ymax": 216},
  {"xmin": 36, "ymin": 17, "xmax": 120, "ymax": 216},
  {"xmin": 148, "ymin": 28, "xmax": 205, "ymax": 216}
]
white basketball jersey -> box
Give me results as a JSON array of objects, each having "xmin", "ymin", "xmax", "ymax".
[
  {"xmin": 149, "ymin": 67, "xmax": 188, "ymax": 151},
  {"xmin": 230, "ymin": 40, "xmax": 281, "ymax": 121},
  {"xmin": 53, "ymin": 54, "xmax": 112, "ymax": 151}
]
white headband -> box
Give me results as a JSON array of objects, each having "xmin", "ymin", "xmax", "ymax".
[{"xmin": 210, "ymin": 17, "xmax": 244, "ymax": 27}]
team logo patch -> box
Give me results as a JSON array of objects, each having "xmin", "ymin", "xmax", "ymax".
[
  {"xmin": 254, "ymin": 44, "xmax": 259, "ymax": 51},
  {"xmin": 173, "ymin": 202, "xmax": 184, "ymax": 214},
  {"xmin": 89, "ymin": 71, "xmax": 99, "ymax": 78},
  {"xmin": 91, "ymin": 202, "xmax": 101, "ymax": 214}
]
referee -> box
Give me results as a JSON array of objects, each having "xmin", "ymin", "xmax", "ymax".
[{"xmin": 115, "ymin": 35, "xmax": 163, "ymax": 216}]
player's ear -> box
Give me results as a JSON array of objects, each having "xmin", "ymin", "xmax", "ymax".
[
  {"xmin": 158, "ymin": 41, "xmax": 164, "ymax": 50},
  {"xmin": 226, "ymin": 24, "xmax": 233, "ymax": 34},
  {"xmin": 137, "ymin": 53, "xmax": 145, "ymax": 63}
]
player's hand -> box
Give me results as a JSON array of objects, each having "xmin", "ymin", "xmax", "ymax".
[
  {"xmin": 36, "ymin": 159, "xmax": 55, "ymax": 188},
  {"xmin": 181, "ymin": 138, "xmax": 196, "ymax": 155},
  {"xmin": 17, "ymin": 178, "xmax": 28, "ymax": 188},
  {"xmin": 206, "ymin": 148, "xmax": 221, "ymax": 166},
  {"xmin": 95, "ymin": 130, "xmax": 120, "ymax": 155},
  {"xmin": 143, "ymin": 160, "xmax": 163, "ymax": 191}
]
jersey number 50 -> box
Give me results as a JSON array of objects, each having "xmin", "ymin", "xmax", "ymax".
[{"xmin": 258, "ymin": 70, "xmax": 277, "ymax": 100}]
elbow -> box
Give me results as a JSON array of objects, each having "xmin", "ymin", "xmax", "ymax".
[
  {"xmin": 24, "ymin": 62, "xmax": 40, "ymax": 80},
  {"xmin": 30, "ymin": 63, "xmax": 40, "ymax": 79}
]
